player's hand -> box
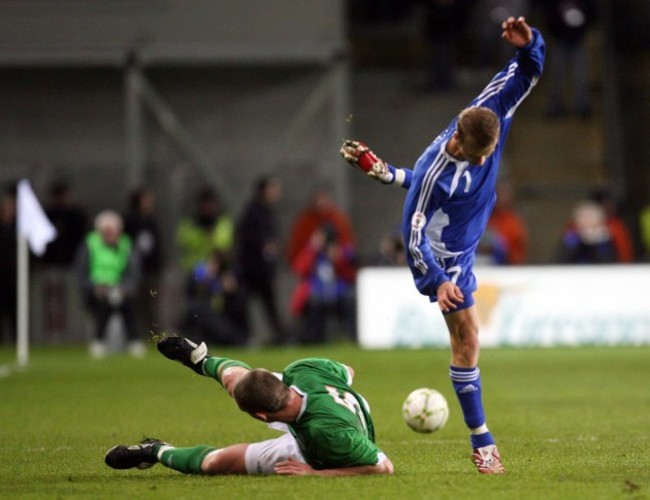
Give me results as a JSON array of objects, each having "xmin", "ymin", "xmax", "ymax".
[
  {"xmin": 501, "ymin": 16, "xmax": 533, "ymax": 48},
  {"xmin": 436, "ymin": 281, "xmax": 465, "ymax": 313},
  {"xmin": 339, "ymin": 140, "xmax": 392, "ymax": 183},
  {"xmin": 274, "ymin": 456, "xmax": 315, "ymax": 476}
]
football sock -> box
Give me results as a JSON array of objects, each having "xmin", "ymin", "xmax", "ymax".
[
  {"xmin": 156, "ymin": 445, "xmax": 216, "ymax": 474},
  {"xmin": 202, "ymin": 357, "xmax": 251, "ymax": 389},
  {"xmin": 449, "ymin": 365, "xmax": 495, "ymax": 449}
]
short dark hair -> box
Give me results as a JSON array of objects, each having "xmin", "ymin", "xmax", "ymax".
[
  {"xmin": 456, "ymin": 107, "xmax": 500, "ymax": 149},
  {"xmin": 255, "ymin": 175, "xmax": 272, "ymax": 196},
  {"xmin": 233, "ymin": 369, "xmax": 290, "ymax": 414}
]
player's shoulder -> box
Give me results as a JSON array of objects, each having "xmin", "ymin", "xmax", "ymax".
[{"xmin": 284, "ymin": 357, "xmax": 348, "ymax": 378}]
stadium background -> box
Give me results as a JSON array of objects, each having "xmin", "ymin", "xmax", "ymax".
[
  {"xmin": 0, "ymin": 0, "xmax": 648, "ymax": 343},
  {"xmin": 1, "ymin": 3, "xmax": 649, "ymax": 497}
]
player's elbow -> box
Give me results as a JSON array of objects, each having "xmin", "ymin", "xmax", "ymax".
[
  {"xmin": 376, "ymin": 457, "xmax": 394, "ymax": 475},
  {"xmin": 344, "ymin": 364, "xmax": 355, "ymax": 383}
]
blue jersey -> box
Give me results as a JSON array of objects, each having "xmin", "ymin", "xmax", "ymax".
[{"xmin": 398, "ymin": 30, "xmax": 545, "ymax": 302}]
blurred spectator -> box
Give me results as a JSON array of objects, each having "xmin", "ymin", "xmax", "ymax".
[
  {"xmin": 286, "ymin": 187, "xmax": 356, "ymax": 265},
  {"xmin": 124, "ymin": 187, "xmax": 163, "ymax": 335},
  {"xmin": 485, "ymin": 181, "xmax": 529, "ymax": 264},
  {"xmin": 470, "ymin": 0, "xmax": 530, "ymax": 67},
  {"xmin": 537, "ymin": 0, "xmax": 596, "ymax": 119},
  {"xmin": 349, "ymin": 0, "xmax": 416, "ymax": 24},
  {"xmin": 289, "ymin": 224, "xmax": 357, "ymax": 344},
  {"xmin": 0, "ymin": 184, "xmax": 17, "ymax": 344},
  {"xmin": 176, "ymin": 187, "xmax": 234, "ymax": 272},
  {"xmin": 640, "ymin": 205, "xmax": 650, "ymax": 261},
  {"xmin": 591, "ymin": 189, "xmax": 634, "ymax": 263},
  {"xmin": 75, "ymin": 210, "xmax": 142, "ymax": 358},
  {"xmin": 557, "ymin": 201, "xmax": 617, "ymax": 264},
  {"xmin": 40, "ymin": 181, "xmax": 88, "ymax": 340},
  {"xmin": 235, "ymin": 175, "xmax": 287, "ymax": 345},
  {"xmin": 421, "ymin": 0, "xmax": 468, "ymax": 92},
  {"xmin": 180, "ymin": 250, "xmax": 247, "ymax": 346},
  {"xmin": 42, "ymin": 181, "xmax": 87, "ymax": 267},
  {"xmin": 476, "ymin": 228, "xmax": 508, "ymax": 265},
  {"xmin": 374, "ymin": 229, "xmax": 406, "ymax": 266}
]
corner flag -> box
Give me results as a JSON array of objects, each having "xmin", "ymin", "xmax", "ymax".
[
  {"xmin": 17, "ymin": 179, "xmax": 57, "ymax": 256},
  {"xmin": 15, "ymin": 179, "xmax": 57, "ymax": 367}
]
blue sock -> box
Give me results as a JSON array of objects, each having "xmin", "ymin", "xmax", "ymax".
[{"xmin": 449, "ymin": 366, "xmax": 495, "ymax": 448}]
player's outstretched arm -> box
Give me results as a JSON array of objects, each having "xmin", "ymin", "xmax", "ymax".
[
  {"xmin": 340, "ymin": 140, "xmax": 393, "ymax": 183},
  {"xmin": 501, "ymin": 16, "xmax": 533, "ymax": 48},
  {"xmin": 274, "ymin": 456, "xmax": 394, "ymax": 476},
  {"xmin": 340, "ymin": 140, "xmax": 412, "ymax": 188}
]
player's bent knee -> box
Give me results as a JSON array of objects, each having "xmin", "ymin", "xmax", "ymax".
[{"xmin": 201, "ymin": 444, "xmax": 249, "ymax": 475}]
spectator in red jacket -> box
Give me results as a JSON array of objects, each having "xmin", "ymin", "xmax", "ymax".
[
  {"xmin": 591, "ymin": 189, "xmax": 634, "ymax": 263},
  {"xmin": 289, "ymin": 224, "xmax": 357, "ymax": 345},
  {"xmin": 485, "ymin": 181, "xmax": 529, "ymax": 264},
  {"xmin": 286, "ymin": 188, "xmax": 356, "ymax": 265}
]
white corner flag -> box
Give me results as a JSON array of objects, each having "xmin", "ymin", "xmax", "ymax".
[
  {"xmin": 17, "ymin": 179, "xmax": 57, "ymax": 256},
  {"xmin": 15, "ymin": 179, "xmax": 57, "ymax": 367}
]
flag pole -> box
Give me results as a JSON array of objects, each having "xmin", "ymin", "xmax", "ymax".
[
  {"xmin": 15, "ymin": 179, "xmax": 57, "ymax": 368},
  {"xmin": 17, "ymin": 234, "xmax": 29, "ymax": 367}
]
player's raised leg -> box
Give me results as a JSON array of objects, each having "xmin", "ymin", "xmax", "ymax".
[
  {"xmin": 444, "ymin": 306, "xmax": 505, "ymax": 474},
  {"xmin": 156, "ymin": 336, "xmax": 209, "ymax": 374},
  {"xmin": 157, "ymin": 336, "xmax": 251, "ymax": 394}
]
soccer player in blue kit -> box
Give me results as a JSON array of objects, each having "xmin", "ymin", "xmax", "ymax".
[{"xmin": 341, "ymin": 17, "xmax": 545, "ymax": 474}]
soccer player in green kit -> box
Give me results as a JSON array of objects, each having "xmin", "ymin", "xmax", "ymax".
[{"xmin": 105, "ymin": 337, "xmax": 393, "ymax": 476}]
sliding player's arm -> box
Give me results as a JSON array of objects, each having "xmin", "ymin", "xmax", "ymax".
[
  {"xmin": 275, "ymin": 428, "xmax": 393, "ymax": 476},
  {"xmin": 274, "ymin": 455, "xmax": 394, "ymax": 476}
]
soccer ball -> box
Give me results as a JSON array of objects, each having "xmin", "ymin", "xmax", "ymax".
[{"xmin": 402, "ymin": 388, "xmax": 449, "ymax": 433}]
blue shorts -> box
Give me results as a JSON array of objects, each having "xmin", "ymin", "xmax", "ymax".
[{"xmin": 429, "ymin": 253, "xmax": 477, "ymax": 313}]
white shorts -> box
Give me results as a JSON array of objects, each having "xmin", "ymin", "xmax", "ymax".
[{"xmin": 244, "ymin": 432, "xmax": 306, "ymax": 475}]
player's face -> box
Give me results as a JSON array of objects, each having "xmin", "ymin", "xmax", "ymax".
[{"xmin": 458, "ymin": 137, "xmax": 497, "ymax": 166}]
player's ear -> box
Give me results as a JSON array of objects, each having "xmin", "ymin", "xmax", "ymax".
[{"xmin": 253, "ymin": 411, "xmax": 268, "ymax": 422}]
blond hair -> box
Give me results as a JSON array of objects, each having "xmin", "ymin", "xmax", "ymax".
[{"xmin": 457, "ymin": 107, "xmax": 500, "ymax": 150}]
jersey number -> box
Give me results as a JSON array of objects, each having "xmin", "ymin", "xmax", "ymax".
[
  {"xmin": 326, "ymin": 386, "xmax": 369, "ymax": 433},
  {"xmin": 447, "ymin": 265, "xmax": 462, "ymax": 284},
  {"xmin": 463, "ymin": 171, "xmax": 472, "ymax": 192}
]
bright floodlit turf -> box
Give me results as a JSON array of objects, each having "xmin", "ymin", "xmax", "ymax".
[{"xmin": 0, "ymin": 344, "xmax": 648, "ymax": 499}]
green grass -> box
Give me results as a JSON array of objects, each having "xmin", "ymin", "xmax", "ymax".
[{"xmin": 1, "ymin": 344, "xmax": 649, "ymax": 499}]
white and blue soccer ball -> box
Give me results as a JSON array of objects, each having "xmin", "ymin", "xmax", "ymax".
[{"xmin": 402, "ymin": 388, "xmax": 449, "ymax": 433}]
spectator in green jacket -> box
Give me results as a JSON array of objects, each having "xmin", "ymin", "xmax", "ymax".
[
  {"xmin": 75, "ymin": 210, "xmax": 142, "ymax": 359},
  {"xmin": 176, "ymin": 188, "xmax": 234, "ymax": 272}
]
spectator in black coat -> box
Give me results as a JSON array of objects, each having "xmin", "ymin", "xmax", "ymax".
[
  {"xmin": 40, "ymin": 181, "xmax": 88, "ymax": 339},
  {"xmin": 124, "ymin": 187, "xmax": 163, "ymax": 335},
  {"xmin": 235, "ymin": 175, "xmax": 287, "ymax": 345},
  {"xmin": 538, "ymin": 0, "xmax": 596, "ymax": 118},
  {"xmin": 42, "ymin": 181, "xmax": 87, "ymax": 268},
  {"xmin": 0, "ymin": 184, "xmax": 17, "ymax": 344}
]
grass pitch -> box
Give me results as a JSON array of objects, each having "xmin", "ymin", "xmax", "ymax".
[{"xmin": 0, "ymin": 343, "xmax": 648, "ymax": 499}]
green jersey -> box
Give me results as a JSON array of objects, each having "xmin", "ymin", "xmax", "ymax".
[{"xmin": 281, "ymin": 358, "xmax": 381, "ymax": 470}]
